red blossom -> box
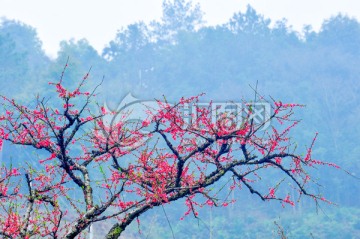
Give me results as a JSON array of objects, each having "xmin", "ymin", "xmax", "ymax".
[{"xmin": 0, "ymin": 70, "xmax": 336, "ymax": 238}]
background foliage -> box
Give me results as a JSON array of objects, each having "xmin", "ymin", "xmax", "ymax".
[{"xmin": 0, "ymin": 1, "xmax": 359, "ymax": 238}]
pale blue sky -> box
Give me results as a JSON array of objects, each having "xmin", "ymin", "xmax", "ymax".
[{"xmin": 0, "ymin": 0, "xmax": 359, "ymax": 57}]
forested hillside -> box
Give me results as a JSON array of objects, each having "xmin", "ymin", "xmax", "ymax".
[{"xmin": 1, "ymin": 1, "xmax": 359, "ymax": 238}]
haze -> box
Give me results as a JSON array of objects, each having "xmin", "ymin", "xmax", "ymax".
[{"xmin": 1, "ymin": 0, "xmax": 359, "ymax": 57}]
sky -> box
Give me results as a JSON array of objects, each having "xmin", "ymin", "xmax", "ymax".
[{"xmin": 0, "ymin": 0, "xmax": 359, "ymax": 58}]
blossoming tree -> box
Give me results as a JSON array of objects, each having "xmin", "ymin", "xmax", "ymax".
[{"xmin": 0, "ymin": 68, "xmax": 334, "ymax": 238}]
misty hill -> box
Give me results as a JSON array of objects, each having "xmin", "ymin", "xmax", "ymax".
[{"xmin": 1, "ymin": 2, "xmax": 359, "ymax": 238}]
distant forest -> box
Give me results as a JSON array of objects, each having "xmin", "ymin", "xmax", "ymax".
[{"xmin": 1, "ymin": 1, "xmax": 359, "ymax": 238}]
